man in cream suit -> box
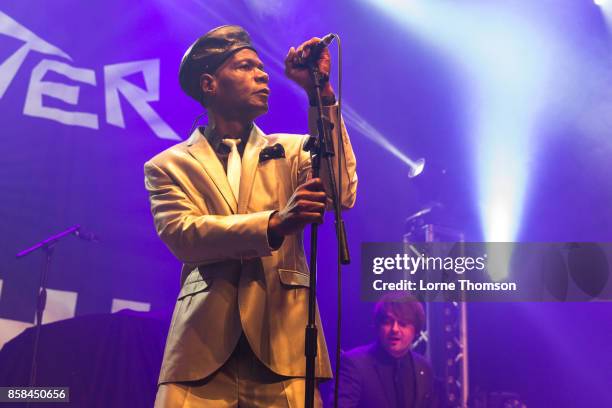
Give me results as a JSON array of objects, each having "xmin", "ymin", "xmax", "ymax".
[{"xmin": 144, "ymin": 25, "xmax": 357, "ymax": 407}]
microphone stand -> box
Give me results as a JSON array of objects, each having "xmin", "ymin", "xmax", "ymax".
[
  {"xmin": 303, "ymin": 59, "xmax": 350, "ymax": 408},
  {"xmin": 16, "ymin": 225, "xmax": 84, "ymax": 393}
]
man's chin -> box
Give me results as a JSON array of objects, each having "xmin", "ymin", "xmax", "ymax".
[
  {"xmin": 249, "ymin": 103, "xmax": 268, "ymax": 118},
  {"xmin": 385, "ymin": 344, "xmax": 409, "ymax": 358}
]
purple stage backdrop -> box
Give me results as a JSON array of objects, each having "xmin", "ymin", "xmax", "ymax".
[{"xmin": 1, "ymin": 1, "xmax": 612, "ymax": 407}]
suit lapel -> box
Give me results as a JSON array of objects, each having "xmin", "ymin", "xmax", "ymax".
[
  {"xmin": 238, "ymin": 124, "xmax": 267, "ymax": 214},
  {"xmin": 186, "ymin": 128, "xmax": 238, "ymax": 213}
]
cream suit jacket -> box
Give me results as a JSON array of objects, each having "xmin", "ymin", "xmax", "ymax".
[{"xmin": 144, "ymin": 105, "xmax": 357, "ymax": 384}]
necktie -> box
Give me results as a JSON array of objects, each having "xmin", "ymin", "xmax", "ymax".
[{"xmin": 221, "ymin": 138, "xmax": 241, "ymax": 202}]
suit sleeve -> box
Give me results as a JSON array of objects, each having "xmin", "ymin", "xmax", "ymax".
[
  {"xmin": 144, "ymin": 160, "xmax": 277, "ymax": 264},
  {"xmin": 336, "ymin": 353, "xmax": 363, "ymax": 408},
  {"xmin": 298, "ymin": 104, "xmax": 357, "ymax": 210}
]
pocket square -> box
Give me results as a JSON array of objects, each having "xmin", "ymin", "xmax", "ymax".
[{"xmin": 259, "ymin": 143, "xmax": 285, "ymax": 163}]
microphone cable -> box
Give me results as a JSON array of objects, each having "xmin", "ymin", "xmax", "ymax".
[
  {"xmin": 332, "ymin": 32, "xmax": 344, "ymax": 408},
  {"xmin": 188, "ymin": 111, "xmax": 207, "ymax": 136}
]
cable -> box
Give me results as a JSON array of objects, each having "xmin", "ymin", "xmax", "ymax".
[
  {"xmin": 188, "ymin": 111, "xmax": 207, "ymax": 136},
  {"xmin": 332, "ymin": 32, "xmax": 343, "ymax": 408}
]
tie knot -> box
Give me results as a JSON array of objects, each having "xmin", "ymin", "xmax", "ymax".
[{"xmin": 222, "ymin": 138, "xmax": 241, "ymax": 149}]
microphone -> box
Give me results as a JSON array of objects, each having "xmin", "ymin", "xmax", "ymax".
[
  {"xmin": 74, "ymin": 228, "xmax": 99, "ymax": 242},
  {"xmin": 297, "ymin": 33, "xmax": 335, "ymax": 66}
]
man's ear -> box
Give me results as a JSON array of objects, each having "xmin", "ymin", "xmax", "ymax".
[{"xmin": 200, "ymin": 73, "xmax": 216, "ymax": 99}]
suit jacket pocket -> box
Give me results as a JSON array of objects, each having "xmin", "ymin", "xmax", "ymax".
[
  {"xmin": 278, "ymin": 268, "xmax": 310, "ymax": 288},
  {"xmin": 177, "ymin": 278, "xmax": 211, "ymax": 300}
]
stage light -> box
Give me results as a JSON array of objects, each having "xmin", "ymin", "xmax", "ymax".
[{"xmin": 408, "ymin": 158, "xmax": 425, "ymax": 178}]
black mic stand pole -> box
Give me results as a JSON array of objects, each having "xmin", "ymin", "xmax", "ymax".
[
  {"xmin": 303, "ymin": 57, "xmax": 350, "ymax": 408},
  {"xmin": 16, "ymin": 225, "xmax": 83, "ymax": 396}
]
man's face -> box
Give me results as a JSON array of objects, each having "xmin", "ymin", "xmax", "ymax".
[
  {"xmin": 208, "ymin": 49, "xmax": 269, "ymax": 120},
  {"xmin": 377, "ymin": 311, "xmax": 416, "ymax": 359}
]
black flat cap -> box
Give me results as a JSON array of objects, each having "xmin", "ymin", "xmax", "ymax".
[{"xmin": 179, "ymin": 25, "xmax": 256, "ymax": 103}]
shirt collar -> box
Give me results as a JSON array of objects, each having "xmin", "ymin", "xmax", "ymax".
[
  {"xmin": 374, "ymin": 341, "xmax": 413, "ymax": 365},
  {"xmin": 201, "ymin": 123, "xmax": 254, "ymax": 152}
]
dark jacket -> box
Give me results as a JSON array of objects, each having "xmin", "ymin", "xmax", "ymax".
[{"xmin": 336, "ymin": 343, "xmax": 435, "ymax": 408}]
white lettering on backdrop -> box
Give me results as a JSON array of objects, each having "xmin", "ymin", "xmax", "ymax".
[{"xmin": 0, "ymin": 10, "xmax": 180, "ymax": 140}]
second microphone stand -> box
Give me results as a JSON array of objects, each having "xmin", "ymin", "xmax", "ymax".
[{"xmin": 15, "ymin": 225, "xmax": 93, "ymax": 397}]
